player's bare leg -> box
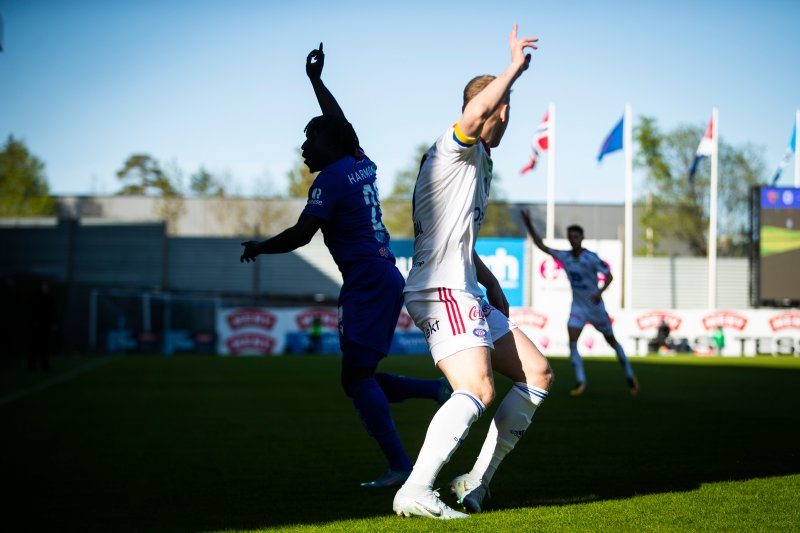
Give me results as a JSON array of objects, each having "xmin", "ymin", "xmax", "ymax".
[
  {"xmin": 450, "ymin": 329, "xmax": 553, "ymax": 512},
  {"xmin": 393, "ymin": 347, "xmax": 492, "ymax": 519}
]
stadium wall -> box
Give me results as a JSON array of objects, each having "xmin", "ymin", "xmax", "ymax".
[{"xmin": 0, "ymin": 218, "xmax": 782, "ymax": 355}]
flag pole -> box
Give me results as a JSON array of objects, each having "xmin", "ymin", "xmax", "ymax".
[
  {"xmin": 708, "ymin": 107, "xmax": 719, "ymax": 310},
  {"xmin": 795, "ymin": 108, "xmax": 800, "ymax": 187},
  {"xmin": 546, "ymin": 103, "xmax": 556, "ymax": 240},
  {"xmin": 624, "ymin": 103, "xmax": 633, "ymax": 309}
]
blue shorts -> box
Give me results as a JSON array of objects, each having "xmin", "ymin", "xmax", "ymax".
[{"xmin": 338, "ymin": 260, "xmax": 405, "ymax": 365}]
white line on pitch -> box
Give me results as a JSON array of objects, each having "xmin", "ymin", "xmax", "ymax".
[{"xmin": 0, "ymin": 356, "xmax": 120, "ymax": 407}]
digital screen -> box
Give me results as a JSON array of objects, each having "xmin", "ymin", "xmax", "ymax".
[{"xmin": 759, "ymin": 187, "xmax": 800, "ymax": 303}]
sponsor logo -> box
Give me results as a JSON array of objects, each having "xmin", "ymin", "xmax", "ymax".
[
  {"xmin": 481, "ymin": 303, "xmax": 494, "ymax": 318},
  {"xmin": 226, "ymin": 309, "xmax": 277, "ymax": 331},
  {"xmin": 767, "ymin": 190, "xmax": 778, "ymax": 204},
  {"xmin": 768, "ymin": 312, "xmax": 800, "ymax": 332},
  {"xmin": 295, "ymin": 308, "xmax": 339, "ymax": 331},
  {"xmin": 413, "ymin": 501, "xmax": 442, "ymax": 518},
  {"xmin": 635, "ymin": 311, "xmax": 682, "ymax": 331},
  {"xmin": 225, "ymin": 333, "xmax": 276, "ymax": 354},
  {"xmin": 473, "ymin": 328, "xmax": 487, "ymax": 338},
  {"xmin": 307, "ymin": 188, "xmax": 323, "ymax": 205},
  {"xmin": 511, "ymin": 309, "xmax": 548, "ymax": 329},
  {"xmin": 539, "ymin": 258, "xmax": 565, "ymax": 280},
  {"xmin": 468, "ymin": 306, "xmax": 485, "ymax": 321},
  {"xmin": 480, "ymin": 247, "xmax": 520, "ymax": 290},
  {"xmin": 702, "ymin": 311, "xmax": 748, "ymax": 331},
  {"xmin": 423, "ymin": 319, "xmax": 440, "ymax": 339},
  {"xmin": 510, "ymin": 429, "xmax": 525, "ymax": 438},
  {"xmin": 378, "ymin": 246, "xmax": 390, "ymax": 258}
]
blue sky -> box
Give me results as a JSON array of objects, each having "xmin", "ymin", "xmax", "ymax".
[{"xmin": 1, "ymin": 0, "xmax": 798, "ymax": 203}]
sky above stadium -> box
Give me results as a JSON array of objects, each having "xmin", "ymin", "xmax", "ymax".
[{"xmin": 1, "ymin": 0, "xmax": 798, "ymax": 203}]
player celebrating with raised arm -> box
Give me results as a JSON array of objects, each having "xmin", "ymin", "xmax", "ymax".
[
  {"xmin": 241, "ymin": 43, "xmax": 450, "ymax": 489},
  {"xmin": 520, "ymin": 211, "xmax": 639, "ymax": 396},
  {"xmin": 392, "ymin": 26, "xmax": 553, "ymax": 520}
]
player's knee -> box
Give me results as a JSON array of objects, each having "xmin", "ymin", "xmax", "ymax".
[
  {"xmin": 340, "ymin": 366, "xmax": 375, "ymax": 397},
  {"xmin": 473, "ymin": 381, "xmax": 496, "ymax": 407}
]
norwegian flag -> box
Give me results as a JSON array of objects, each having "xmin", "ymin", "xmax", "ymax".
[
  {"xmin": 689, "ymin": 115, "xmax": 715, "ymax": 183},
  {"xmin": 521, "ymin": 110, "xmax": 550, "ymax": 174}
]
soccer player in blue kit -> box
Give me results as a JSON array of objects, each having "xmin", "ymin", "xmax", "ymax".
[
  {"xmin": 240, "ymin": 43, "xmax": 450, "ymax": 487},
  {"xmin": 521, "ymin": 211, "xmax": 639, "ymax": 396}
]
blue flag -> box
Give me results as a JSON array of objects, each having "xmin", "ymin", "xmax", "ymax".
[
  {"xmin": 598, "ymin": 115, "xmax": 624, "ymax": 162},
  {"xmin": 771, "ymin": 119, "xmax": 797, "ymax": 186}
]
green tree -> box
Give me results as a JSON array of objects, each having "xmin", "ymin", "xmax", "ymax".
[
  {"xmin": 116, "ymin": 154, "xmax": 179, "ymax": 196},
  {"xmin": 635, "ymin": 116, "xmax": 765, "ymax": 257},
  {"xmin": 0, "ymin": 136, "xmax": 55, "ymax": 216},
  {"xmin": 480, "ymin": 178, "xmax": 521, "ymax": 238},
  {"xmin": 116, "ymin": 153, "xmax": 185, "ymax": 232},
  {"xmin": 382, "ymin": 143, "xmax": 428, "ymax": 237},
  {"xmin": 189, "ymin": 166, "xmax": 226, "ymax": 198},
  {"xmin": 286, "ymin": 148, "xmax": 317, "ymax": 197}
]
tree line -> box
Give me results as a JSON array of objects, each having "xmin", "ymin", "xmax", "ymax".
[{"xmin": 0, "ymin": 118, "xmax": 768, "ymax": 255}]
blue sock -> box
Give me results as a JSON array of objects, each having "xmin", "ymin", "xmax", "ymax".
[
  {"xmin": 613, "ymin": 342, "xmax": 635, "ymax": 379},
  {"xmin": 569, "ymin": 341, "xmax": 587, "ymax": 384},
  {"xmin": 346, "ymin": 377, "xmax": 413, "ymax": 472},
  {"xmin": 375, "ymin": 372, "xmax": 440, "ymax": 403}
]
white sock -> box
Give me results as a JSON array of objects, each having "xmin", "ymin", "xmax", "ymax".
[
  {"xmin": 403, "ymin": 390, "xmax": 484, "ymax": 493},
  {"xmin": 467, "ymin": 382, "xmax": 547, "ymax": 485}
]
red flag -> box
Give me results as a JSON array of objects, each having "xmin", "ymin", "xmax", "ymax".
[{"xmin": 521, "ymin": 110, "xmax": 549, "ymax": 174}]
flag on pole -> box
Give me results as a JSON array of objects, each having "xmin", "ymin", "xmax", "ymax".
[
  {"xmin": 597, "ymin": 115, "xmax": 624, "ymax": 162},
  {"xmin": 689, "ymin": 115, "xmax": 715, "ymax": 183},
  {"xmin": 771, "ymin": 119, "xmax": 797, "ymax": 186},
  {"xmin": 520, "ymin": 110, "xmax": 550, "ymax": 174}
]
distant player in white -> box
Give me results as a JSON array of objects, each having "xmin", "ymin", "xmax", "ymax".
[
  {"xmin": 393, "ymin": 25, "xmax": 554, "ymax": 520},
  {"xmin": 521, "ymin": 212, "xmax": 639, "ymax": 396}
]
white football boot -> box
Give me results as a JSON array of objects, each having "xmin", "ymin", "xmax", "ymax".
[{"xmin": 393, "ymin": 488, "xmax": 469, "ymax": 519}]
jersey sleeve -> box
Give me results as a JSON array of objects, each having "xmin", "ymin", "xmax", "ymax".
[
  {"xmin": 301, "ymin": 171, "xmax": 340, "ymax": 221},
  {"xmin": 550, "ymin": 249, "xmax": 568, "ymax": 265},
  {"xmin": 592, "ymin": 252, "xmax": 611, "ymax": 276},
  {"xmin": 438, "ymin": 123, "xmax": 480, "ymax": 159}
]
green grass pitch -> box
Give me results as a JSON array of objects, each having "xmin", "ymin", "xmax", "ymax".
[{"xmin": 2, "ymin": 354, "xmax": 799, "ymax": 532}]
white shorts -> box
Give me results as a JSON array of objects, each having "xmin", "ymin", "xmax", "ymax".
[
  {"xmin": 404, "ymin": 288, "xmax": 517, "ymax": 364},
  {"xmin": 568, "ymin": 300, "xmax": 614, "ymax": 336}
]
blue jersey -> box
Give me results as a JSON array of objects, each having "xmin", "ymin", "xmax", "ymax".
[
  {"xmin": 302, "ymin": 152, "xmax": 395, "ymax": 277},
  {"xmin": 302, "ymin": 151, "xmax": 402, "ymax": 354}
]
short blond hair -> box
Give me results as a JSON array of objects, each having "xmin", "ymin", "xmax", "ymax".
[{"xmin": 463, "ymin": 75, "xmax": 494, "ymax": 110}]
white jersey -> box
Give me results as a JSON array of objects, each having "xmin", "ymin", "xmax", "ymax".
[
  {"xmin": 404, "ymin": 124, "xmax": 493, "ymax": 297},
  {"xmin": 549, "ymin": 248, "xmax": 610, "ymax": 307}
]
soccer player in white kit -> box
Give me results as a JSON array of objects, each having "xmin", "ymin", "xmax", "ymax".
[
  {"xmin": 392, "ymin": 25, "xmax": 554, "ymax": 520},
  {"xmin": 520, "ymin": 212, "xmax": 639, "ymax": 397}
]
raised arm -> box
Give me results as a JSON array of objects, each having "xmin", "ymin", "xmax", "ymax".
[
  {"xmin": 306, "ymin": 42, "xmax": 345, "ymax": 119},
  {"xmin": 520, "ymin": 209, "xmax": 552, "ymax": 255},
  {"xmin": 457, "ymin": 24, "xmax": 538, "ymax": 139}
]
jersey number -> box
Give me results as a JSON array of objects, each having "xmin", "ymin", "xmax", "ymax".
[{"xmin": 363, "ymin": 183, "xmax": 387, "ymax": 242}]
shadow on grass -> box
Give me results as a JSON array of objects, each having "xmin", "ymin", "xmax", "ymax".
[{"xmin": 2, "ymin": 355, "xmax": 799, "ymax": 531}]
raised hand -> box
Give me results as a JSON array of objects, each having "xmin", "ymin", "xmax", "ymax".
[
  {"xmin": 306, "ymin": 42, "xmax": 324, "ymax": 81},
  {"xmin": 508, "ymin": 24, "xmax": 538, "ymax": 73}
]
